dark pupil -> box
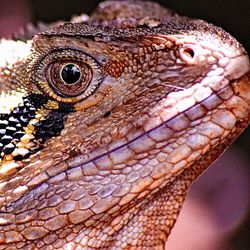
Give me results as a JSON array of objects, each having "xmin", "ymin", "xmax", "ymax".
[{"xmin": 61, "ymin": 64, "xmax": 81, "ymax": 84}]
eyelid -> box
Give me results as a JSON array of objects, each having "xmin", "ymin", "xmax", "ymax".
[{"xmin": 30, "ymin": 49, "xmax": 103, "ymax": 104}]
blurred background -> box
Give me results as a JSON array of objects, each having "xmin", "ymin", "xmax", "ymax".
[{"xmin": 0, "ymin": 1, "xmax": 249, "ymax": 249}]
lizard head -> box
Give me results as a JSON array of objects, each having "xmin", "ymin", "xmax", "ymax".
[{"xmin": 0, "ymin": 1, "xmax": 249, "ymax": 248}]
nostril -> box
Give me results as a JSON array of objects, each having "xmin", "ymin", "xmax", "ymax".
[
  {"xmin": 179, "ymin": 46, "xmax": 198, "ymax": 64},
  {"xmin": 183, "ymin": 48, "xmax": 195, "ymax": 58}
]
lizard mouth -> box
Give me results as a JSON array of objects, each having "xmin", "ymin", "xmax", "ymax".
[{"xmin": 64, "ymin": 54, "xmax": 250, "ymax": 179}]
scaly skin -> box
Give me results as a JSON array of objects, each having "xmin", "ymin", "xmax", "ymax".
[{"xmin": 0, "ymin": 1, "xmax": 249, "ymax": 249}]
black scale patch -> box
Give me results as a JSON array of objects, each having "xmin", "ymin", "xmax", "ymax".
[
  {"xmin": 0, "ymin": 94, "xmax": 74, "ymax": 161},
  {"xmin": 0, "ymin": 96, "xmax": 38, "ymax": 159},
  {"xmin": 34, "ymin": 101, "xmax": 74, "ymax": 141}
]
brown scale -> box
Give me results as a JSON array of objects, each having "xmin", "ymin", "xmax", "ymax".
[{"xmin": 102, "ymin": 60, "xmax": 126, "ymax": 78}]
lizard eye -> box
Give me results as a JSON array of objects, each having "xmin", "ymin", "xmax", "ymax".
[
  {"xmin": 48, "ymin": 62, "xmax": 92, "ymax": 97},
  {"xmin": 61, "ymin": 64, "xmax": 81, "ymax": 84},
  {"xmin": 33, "ymin": 49, "xmax": 103, "ymax": 103}
]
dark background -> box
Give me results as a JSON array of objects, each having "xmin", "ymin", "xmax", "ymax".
[
  {"xmin": 0, "ymin": 1, "xmax": 249, "ymax": 249},
  {"xmin": 32, "ymin": 0, "xmax": 250, "ymax": 52},
  {"xmin": 1, "ymin": 0, "xmax": 249, "ymax": 52}
]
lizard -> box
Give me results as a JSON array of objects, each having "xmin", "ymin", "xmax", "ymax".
[{"xmin": 0, "ymin": 0, "xmax": 249, "ymax": 249}]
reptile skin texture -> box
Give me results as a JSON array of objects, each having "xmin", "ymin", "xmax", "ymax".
[{"xmin": 0, "ymin": 1, "xmax": 249, "ymax": 249}]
